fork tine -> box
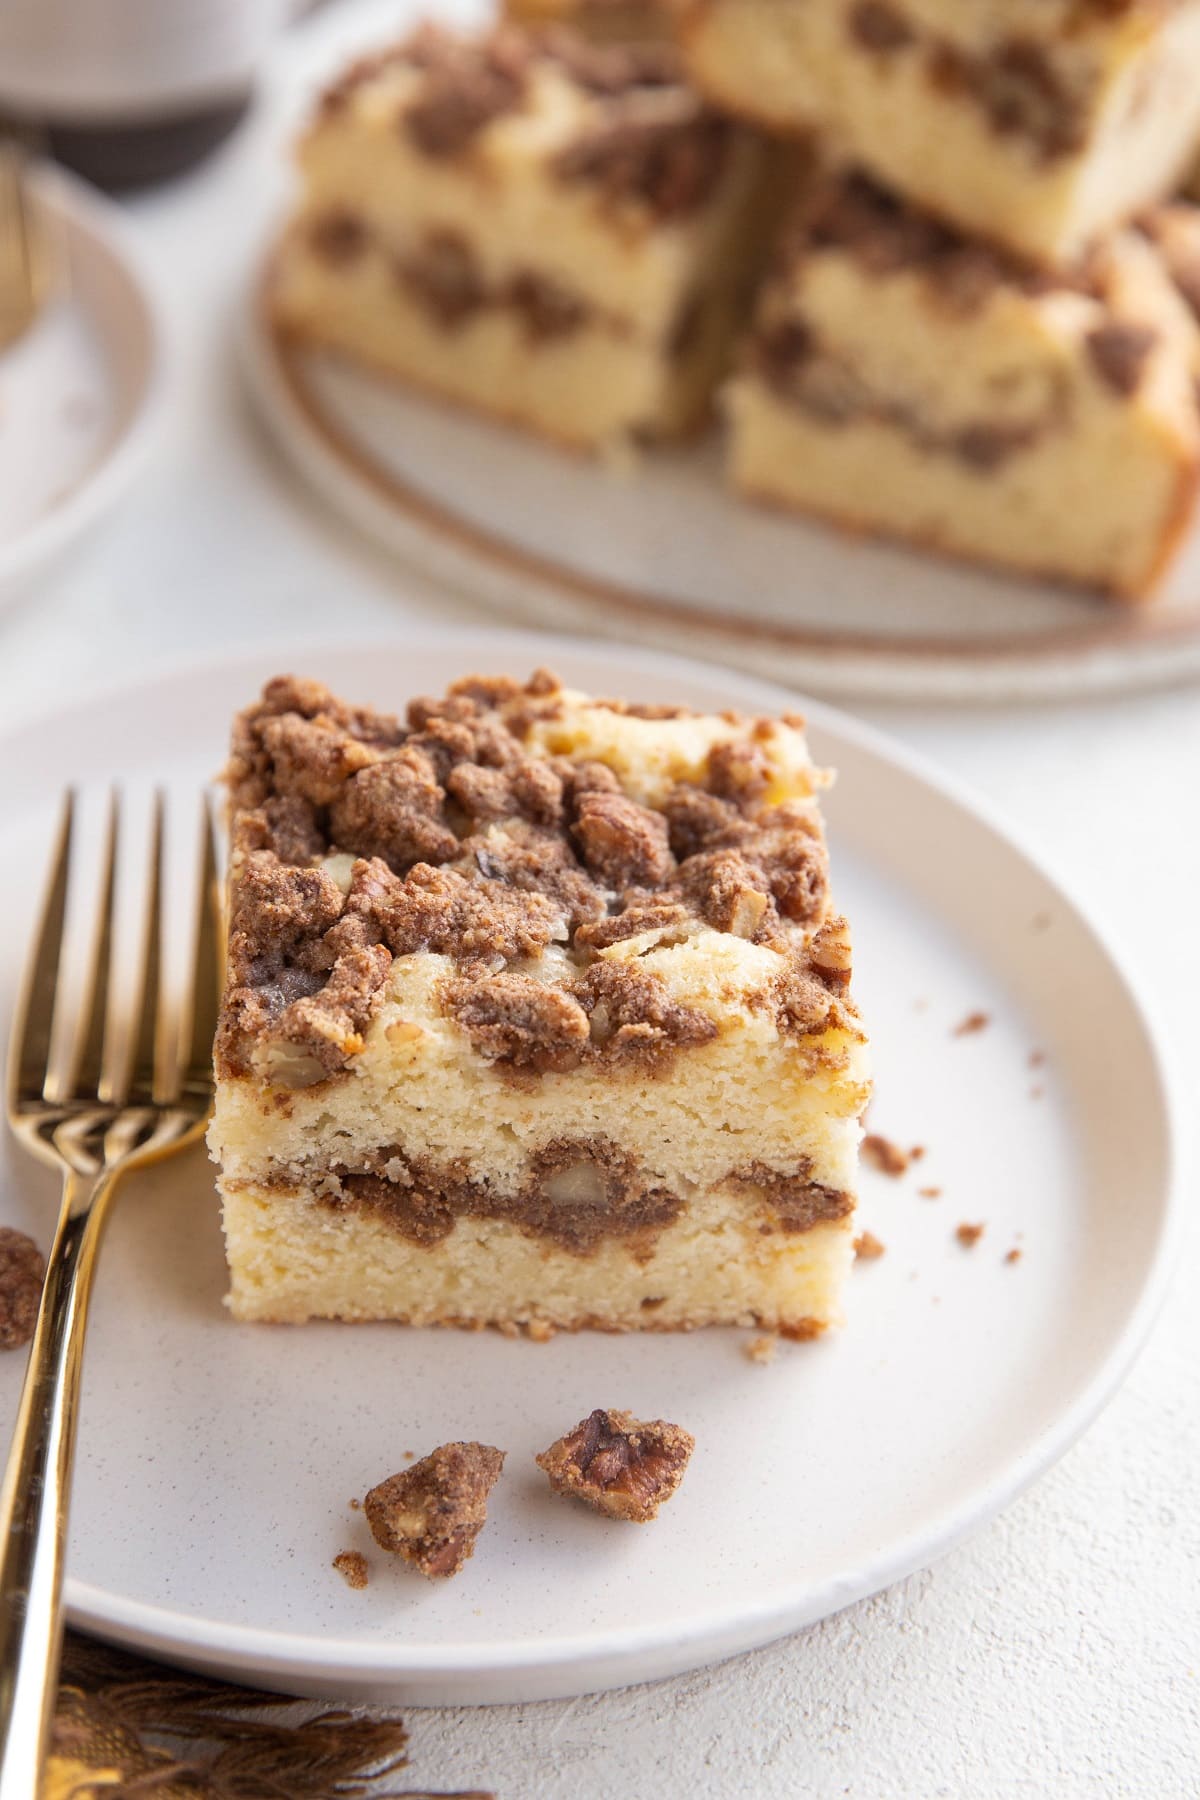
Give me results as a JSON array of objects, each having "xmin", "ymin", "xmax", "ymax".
[
  {"xmin": 178, "ymin": 792, "xmax": 222, "ymax": 1104},
  {"xmin": 126, "ymin": 791, "xmax": 164, "ymax": 1108},
  {"xmin": 6, "ymin": 792, "xmax": 73, "ymax": 1110},
  {"xmin": 70, "ymin": 791, "xmax": 119, "ymax": 1103}
]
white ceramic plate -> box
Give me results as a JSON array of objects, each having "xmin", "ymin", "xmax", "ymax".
[
  {"xmin": 0, "ymin": 632, "xmax": 1179, "ymax": 1704},
  {"xmin": 0, "ymin": 164, "xmax": 161, "ymax": 606}
]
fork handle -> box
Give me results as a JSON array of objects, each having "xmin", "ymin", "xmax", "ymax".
[{"xmin": 0, "ymin": 1171, "xmax": 116, "ymax": 1794}]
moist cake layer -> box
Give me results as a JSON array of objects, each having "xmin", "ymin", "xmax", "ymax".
[
  {"xmin": 679, "ymin": 0, "xmax": 1200, "ymax": 264},
  {"xmin": 725, "ymin": 173, "xmax": 1200, "ymax": 596},
  {"xmin": 208, "ymin": 671, "xmax": 869, "ymax": 1334}
]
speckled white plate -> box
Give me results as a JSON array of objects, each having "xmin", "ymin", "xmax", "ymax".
[
  {"xmin": 0, "ymin": 631, "xmax": 1180, "ymax": 1704},
  {"xmin": 0, "ymin": 164, "xmax": 161, "ymax": 607}
]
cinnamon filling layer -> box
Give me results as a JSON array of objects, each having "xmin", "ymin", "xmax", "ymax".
[
  {"xmin": 248, "ymin": 1137, "xmax": 853, "ymax": 1256},
  {"xmin": 752, "ymin": 319, "xmax": 1069, "ymax": 471}
]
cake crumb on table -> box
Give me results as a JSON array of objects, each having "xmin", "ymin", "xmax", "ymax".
[
  {"xmin": 332, "ymin": 1550, "xmax": 369, "ymax": 1590},
  {"xmin": 919, "ymin": 1185, "xmax": 942, "ymax": 1200},
  {"xmin": 862, "ymin": 1134, "xmax": 909, "ymax": 1177},
  {"xmin": 953, "ymin": 1011, "xmax": 991, "ymax": 1037},
  {"xmin": 0, "ymin": 1228, "xmax": 45, "ymax": 1351},
  {"xmin": 1029, "ymin": 1049, "xmax": 1046, "ymax": 1068},
  {"xmin": 348, "ymin": 1497, "xmax": 361, "ymax": 1510},
  {"xmin": 364, "ymin": 1442, "xmax": 505, "ymax": 1579},
  {"xmin": 1005, "ymin": 1247, "xmax": 1023, "ymax": 1265},
  {"xmin": 536, "ymin": 1409, "xmax": 694, "ymax": 1523},
  {"xmin": 956, "ymin": 1223, "xmax": 985, "ymax": 1248},
  {"xmin": 909, "ymin": 1145, "xmax": 926, "ymax": 1163},
  {"xmin": 853, "ymin": 1231, "xmax": 885, "ymax": 1261},
  {"xmin": 745, "ymin": 1333, "xmax": 778, "ymax": 1364}
]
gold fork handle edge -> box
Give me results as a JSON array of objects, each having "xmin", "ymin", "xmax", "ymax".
[{"xmin": 0, "ymin": 1171, "xmax": 117, "ymax": 1794}]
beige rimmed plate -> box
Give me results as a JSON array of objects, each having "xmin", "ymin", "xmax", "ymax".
[
  {"xmin": 240, "ymin": 265, "xmax": 1200, "ymax": 704},
  {"xmin": 0, "ymin": 630, "xmax": 1180, "ymax": 1704},
  {"xmin": 0, "ymin": 165, "xmax": 161, "ymax": 606}
]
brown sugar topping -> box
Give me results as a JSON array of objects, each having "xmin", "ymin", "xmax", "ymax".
[
  {"xmin": 364, "ymin": 1442, "xmax": 505, "ymax": 1578},
  {"xmin": 0, "ymin": 1228, "xmax": 44, "ymax": 1350},
  {"xmin": 536, "ymin": 1408, "xmax": 694, "ymax": 1522},
  {"xmin": 332, "ymin": 1550, "xmax": 369, "ymax": 1589},
  {"xmin": 219, "ymin": 671, "xmax": 861, "ymax": 1084},
  {"xmin": 400, "ymin": 25, "xmax": 531, "ymax": 157}
]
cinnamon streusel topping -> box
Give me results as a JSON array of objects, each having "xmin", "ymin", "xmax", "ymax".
[{"xmin": 217, "ymin": 671, "xmax": 858, "ymax": 1086}]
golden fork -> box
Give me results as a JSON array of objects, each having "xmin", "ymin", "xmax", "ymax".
[
  {"xmin": 0, "ymin": 131, "xmax": 54, "ymax": 354},
  {"xmin": 0, "ymin": 791, "xmax": 220, "ymax": 1794}
]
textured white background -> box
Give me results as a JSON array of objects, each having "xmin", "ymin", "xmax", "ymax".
[{"xmin": 2, "ymin": 3, "xmax": 1198, "ymax": 1793}]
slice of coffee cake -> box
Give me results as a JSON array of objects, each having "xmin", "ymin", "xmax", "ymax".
[
  {"xmin": 207, "ymin": 672, "xmax": 869, "ymax": 1337},
  {"xmin": 270, "ymin": 23, "xmax": 777, "ymax": 450},
  {"xmin": 678, "ymin": 0, "xmax": 1200, "ymax": 265},
  {"xmin": 725, "ymin": 173, "xmax": 1200, "ymax": 597}
]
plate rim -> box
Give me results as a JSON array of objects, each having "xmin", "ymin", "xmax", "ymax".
[
  {"xmin": 0, "ymin": 165, "xmax": 165, "ymax": 601},
  {"xmin": 1, "ymin": 627, "xmax": 1184, "ymax": 1694},
  {"xmin": 238, "ymin": 262, "xmax": 1200, "ymax": 704}
]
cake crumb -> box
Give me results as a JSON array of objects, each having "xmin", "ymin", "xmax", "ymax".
[
  {"xmin": 525, "ymin": 1318, "xmax": 557, "ymax": 1343},
  {"xmin": 1005, "ymin": 1247, "xmax": 1023, "ymax": 1265},
  {"xmin": 745, "ymin": 1333, "xmax": 778, "ymax": 1364},
  {"xmin": 536, "ymin": 1408, "xmax": 694, "ymax": 1523},
  {"xmin": 919, "ymin": 1185, "xmax": 942, "ymax": 1200},
  {"xmin": 0, "ymin": 1228, "xmax": 45, "ymax": 1351},
  {"xmin": 348, "ymin": 1497, "xmax": 361, "ymax": 1510},
  {"xmin": 954, "ymin": 1011, "xmax": 990, "ymax": 1037},
  {"xmin": 364, "ymin": 1442, "xmax": 505, "ymax": 1578},
  {"xmin": 862, "ymin": 1134, "xmax": 910, "ymax": 1177},
  {"xmin": 333, "ymin": 1550, "xmax": 368, "ymax": 1590},
  {"xmin": 854, "ymin": 1231, "xmax": 886, "ymax": 1261},
  {"xmin": 956, "ymin": 1222, "xmax": 985, "ymax": 1248},
  {"xmin": 1028, "ymin": 1049, "xmax": 1046, "ymax": 1068},
  {"xmin": 497, "ymin": 1320, "xmax": 521, "ymax": 1339},
  {"xmin": 909, "ymin": 1145, "xmax": 926, "ymax": 1162}
]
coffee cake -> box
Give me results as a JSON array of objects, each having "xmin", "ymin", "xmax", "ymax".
[
  {"xmin": 678, "ymin": 0, "xmax": 1200, "ymax": 265},
  {"xmin": 207, "ymin": 671, "xmax": 869, "ymax": 1336},
  {"xmin": 269, "ymin": 22, "xmax": 778, "ymax": 450},
  {"xmin": 725, "ymin": 172, "xmax": 1200, "ymax": 597}
]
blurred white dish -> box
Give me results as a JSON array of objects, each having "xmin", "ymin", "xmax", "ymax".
[
  {"xmin": 0, "ymin": 631, "xmax": 1180, "ymax": 1703},
  {"xmin": 0, "ymin": 165, "xmax": 161, "ymax": 606}
]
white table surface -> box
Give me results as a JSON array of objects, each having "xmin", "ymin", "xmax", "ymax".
[{"xmin": 3, "ymin": 5, "xmax": 1199, "ymax": 1794}]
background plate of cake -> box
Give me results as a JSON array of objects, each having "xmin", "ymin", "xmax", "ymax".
[
  {"xmin": 0, "ymin": 629, "xmax": 1179, "ymax": 1702},
  {"xmin": 241, "ymin": 0, "xmax": 1200, "ymax": 701}
]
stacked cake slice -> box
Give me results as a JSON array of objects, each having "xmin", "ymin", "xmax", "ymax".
[
  {"xmin": 207, "ymin": 672, "xmax": 869, "ymax": 1337},
  {"xmin": 726, "ymin": 172, "xmax": 1200, "ymax": 597},
  {"xmin": 271, "ymin": 24, "xmax": 779, "ymax": 450},
  {"xmin": 678, "ymin": 0, "xmax": 1200, "ymax": 264}
]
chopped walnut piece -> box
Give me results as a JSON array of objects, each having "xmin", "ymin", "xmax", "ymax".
[
  {"xmin": 0, "ymin": 1229, "xmax": 45, "ymax": 1349},
  {"xmin": 572, "ymin": 789, "xmax": 675, "ymax": 889},
  {"xmin": 854, "ymin": 1230, "xmax": 886, "ymax": 1261},
  {"xmin": 364, "ymin": 1443, "xmax": 505, "ymax": 1579},
  {"xmin": 956, "ymin": 1222, "xmax": 985, "ymax": 1248},
  {"xmin": 536, "ymin": 1408, "xmax": 694, "ymax": 1523},
  {"xmin": 332, "ymin": 1550, "xmax": 369, "ymax": 1589},
  {"xmin": 862, "ymin": 1134, "xmax": 910, "ymax": 1177}
]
